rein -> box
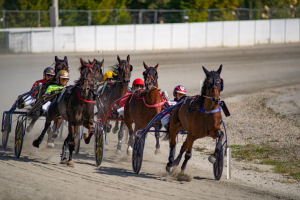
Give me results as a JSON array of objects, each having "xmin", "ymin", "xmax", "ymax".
[
  {"xmin": 136, "ymin": 90, "xmax": 165, "ymax": 108},
  {"xmin": 77, "ymin": 88, "xmax": 95, "ymax": 104}
]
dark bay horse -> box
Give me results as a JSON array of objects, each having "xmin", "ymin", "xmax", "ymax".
[
  {"xmin": 59, "ymin": 58, "xmax": 96, "ymax": 166},
  {"xmin": 26, "ymin": 56, "xmax": 69, "ymax": 134},
  {"xmin": 165, "ymin": 65, "xmax": 224, "ymax": 174},
  {"xmin": 97, "ymin": 55, "xmax": 132, "ymax": 154},
  {"xmin": 124, "ymin": 62, "xmax": 165, "ymax": 156}
]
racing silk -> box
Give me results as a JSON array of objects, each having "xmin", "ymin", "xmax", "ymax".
[
  {"xmin": 43, "ymin": 84, "xmax": 66, "ymax": 98},
  {"xmin": 31, "ymin": 78, "xmax": 47, "ymax": 97}
]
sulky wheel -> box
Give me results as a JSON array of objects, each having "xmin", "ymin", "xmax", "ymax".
[
  {"xmin": 74, "ymin": 126, "xmax": 83, "ymax": 155},
  {"xmin": 14, "ymin": 118, "xmax": 25, "ymax": 158},
  {"xmin": 94, "ymin": 127, "xmax": 105, "ymax": 167},
  {"xmin": 132, "ymin": 135, "xmax": 145, "ymax": 174},
  {"xmin": 213, "ymin": 147, "xmax": 224, "ymax": 180},
  {"xmin": 2, "ymin": 113, "xmax": 11, "ymax": 148}
]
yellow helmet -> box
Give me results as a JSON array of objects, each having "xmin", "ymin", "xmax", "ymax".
[
  {"xmin": 56, "ymin": 70, "xmax": 69, "ymax": 84},
  {"xmin": 103, "ymin": 71, "xmax": 116, "ymax": 81}
]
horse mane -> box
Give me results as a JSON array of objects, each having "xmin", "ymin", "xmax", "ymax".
[{"xmin": 110, "ymin": 63, "xmax": 119, "ymax": 74}]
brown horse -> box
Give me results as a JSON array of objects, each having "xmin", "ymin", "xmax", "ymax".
[
  {"xmin": 26, "ymin": 56, "xmax": 69, "ymax": 135},
  {"xmin": 97, "ymin": 55, "xmax": 132, "ymax": 154},
  {"xmin": 165, "ymin": 65, "xmax": 224, "ymax": 175},
  {"xmin": 124, "ymin": 62, "xmax": 165, "ymax": 156}
]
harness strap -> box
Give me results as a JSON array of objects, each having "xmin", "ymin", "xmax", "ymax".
[
  {"xmin": 136, "ymin": 91, "xmax": 165, "ymax": 108},
  {"xmin": 197, "ymin": 107, "xmax": 221, "ymax": 114},
  {"xmin": 77, "ymin": 88, "xmax": 95, "ymax": 104}
]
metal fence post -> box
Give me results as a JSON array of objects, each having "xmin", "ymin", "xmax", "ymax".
[
  {"xmin": 88, "ymin": 10, "xmax": 91, "ymax": 25},
  {"xmin": 207, "ymin": 9, "xmax": 210, "ymax": 21},
  {"xmin": 182, "ymin": 10, "xmax": 186, "ymax": 22},
  {"xmin": 249, "ymin": 9, "xmax": 252, "ymax": 20},
  {"xmin": 154, "ymin": 10, "xmax": 157, "ymax": 23},
  {"xmin": 38, "ymin": 10, "xmax": 40, "ymax": 26},
  {"xmin": 2, "ymin": 10, "xmax": 5, "ymax": 28},
  {"xmin": 115, "ymin": 9, "xmax": 118, "ymax": 25},
  {"xmin": 139, "ymin": 9, "xmax": 143, "ymax": 24}
]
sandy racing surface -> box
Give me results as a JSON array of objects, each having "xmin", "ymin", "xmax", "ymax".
[{"xmin": 0, "ymin": 44, "xmax": 300, "ymax": 199}]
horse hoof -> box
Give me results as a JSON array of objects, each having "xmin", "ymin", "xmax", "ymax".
[
  {"xmin": 115, "ymin": 150, "xmax": 121, "ymax": 155},
  {"xmin": 154, "ymin": 148, "xmax": 161, "ymax": 155},
  {"xmin": 32, "ymin": 140, "xmax": 40, "ymax": 148},
  {"xmin": 46, "ymin": 143, "xmax": 55, "ymax": 148},
  {"xmin": 83, "ymin": 133, "xmax": 89, "ymax": 140},
  {"xmin": 127, "ymin": 146, "xmax": 132, "ymax": 156},
  {"xmin": 67, "ymin": 160, "xmax": 74, "ymax": 167},
  {"xmin": 166, "ymin": 165, "xmax": 172, "ymax": 172},
  {"xmin": 208, "ymin": 154, "xmax": 217, "ymax": 164},
  {"xmin": 26, "ymin": 125, "xmax": 33, "ymax": 133},
  {"xmin": 60, "ymin": 159, "xmax": 67, "ymax": 164}
]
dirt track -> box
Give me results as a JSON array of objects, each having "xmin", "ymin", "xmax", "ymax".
[{"xmin": 1, "ymin": 44, "xmax": 300, "ymax": 200}]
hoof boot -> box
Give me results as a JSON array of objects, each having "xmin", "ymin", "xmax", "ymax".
[
  {"xmin": 67, "ymin": 160, "xmax": 74, "ymax": 167},
  {"xmin": 32, "ymin": 139, "xmax": 40, "ymax": 148}
]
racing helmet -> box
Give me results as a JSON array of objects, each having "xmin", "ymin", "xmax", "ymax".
[
  {"xmin": 103, "ymin": 71, "xmax": 116, "ymax": 82},
  {"xmin": 43, "ymin": 67, "xmax": 55, "ymax": 79},
  {"xmin": 173, "ymin": 85, "xmax": 187, "ymax": 98},
  {"xmin": 132, "ymin": 78, "xmax": 144, "ymax": 87},
  {"xmin": 56, "ymin": 70, "xmax": 69, "ymax": 84}
]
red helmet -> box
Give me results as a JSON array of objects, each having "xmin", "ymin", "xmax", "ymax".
[
  {"xmin": 173, "ymin": 85, "xmax": 187, "ymax": 97},
  {"xmin": 132, "ymin": 78, "xmax": 144, "ymax": 87}
]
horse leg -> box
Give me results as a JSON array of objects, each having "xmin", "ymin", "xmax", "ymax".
[
  {"xmin": 67, "ymin": 124, "xmax": 78, "ymax": 167},
  {"xmin": 208, "ymin": 130, "xmax": 224, "ymax": 164},
  {"xmin": 124, "ymin": 114, "xmax": 134, "ymax": 156},
  {"xmin": 52, "ymin": 117, "xmax": 63, "ymax": 138},
  {"xmin": 112, "ymin": 120, "xmax": 119, "ymax": 134},
  {"xmin": 116, "ymin": 121, "xmax": 124, "ymax": 155},
  {"xmin": 83, "ymin": 122, "xmax": 95, "ymax": 144},
  {"xmin": 60, "ymin": 138, "xmax": 68, "ymax": 164},
  {"xmin": 32, "ymin": 120, "xmax": 51, "ymax": 148},
  {"xmin": 181, "ymin": 138, "xmax": 195, "ymax": 173},
  {"xmin": 173, "ymin": 134, "xmax": 190, "ymax": 167},
  {"xmin": 26, "ymin": 116, "xmax": 39, "ymax": 133}
]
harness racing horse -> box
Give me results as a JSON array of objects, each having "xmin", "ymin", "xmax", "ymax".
[
  {"xmin": 165, "ymin": 65, "xmax": 224, "ymax": 176},
  {"xmin": 97, "ymin": 55, "xmax": 132, "ymax": 154},
  {"xmin": 124, "ymin": 62, "xmax": 165, "ymax": 156},
  {"xmin": 26, "ymin": 56, "xmax": 69, "ymax": 135},
  {"xmin": 59, "ymin": 59, "xmax": 96, "ymax": 166}
]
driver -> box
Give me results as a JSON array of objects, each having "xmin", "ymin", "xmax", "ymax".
[
  {"xmin": 97, "ymin": 71, "xmax": 116, "ymax": 93},
  {"xmin": 18, "ymin": 67, "xmax": 55, "ymax": 109},
  {"xmin": 42, "ymin": 70, "xmax": 69, "ymax": 113},
  {"xmin": 161, "ymin": 85, "xmax": 187, "ymax": 131}
]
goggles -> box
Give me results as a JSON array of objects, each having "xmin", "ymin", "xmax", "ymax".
[
  {"xmin": 60, "ymin": 78, "xmax": 69, "ymax": 82},
  {"xmin": 46, "ymin": 74, "xmax": 54, "ymax": 77},
  {"xmin": 134, "ymin": 85, "xmax": 144, "ymax": 89}
]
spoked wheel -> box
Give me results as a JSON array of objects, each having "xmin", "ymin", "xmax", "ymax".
[
  {"xmin": 2, "ymin": 113, "xmax": 11, "ymax": 148},
  {"xmin": 94, "ymin": 127, "xmax": 105, "ymax": 167},
  {"xmin": 132, "ymin": 135, "xmax": 145, "ymax": 174},
  {"xmin": 213, "ymin": 147, "xmax": 224, "ymax": 180},
  {"xmin": 74, "ymin": 126, "xmax": 83, "ymax": 155},
  {"xmin": 14, "ymin": 118, "xmax": 25, "ymax": 158}
]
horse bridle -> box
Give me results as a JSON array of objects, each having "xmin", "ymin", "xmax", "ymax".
[
  {"xmin": 143, "ymin": 67, "xmax": 158, "ymax": 87},
  {"xmin": 204, "ymin": 71, "xmax": 223, "ymax": 98},
  {"xmin": 93, "ymin": 61, "xmax": 103, "ymax": 87},
  {"xmin": 81, "ymin": 64, "xmax": 94, "ymax": 88}
]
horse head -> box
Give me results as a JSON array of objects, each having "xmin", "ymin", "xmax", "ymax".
[
  {"xmin": 202, "ymin": 65, "xmax": 223, "ymax": 106},
  {"xmin": 79, "ymin": 58, "xmax": 95, "ymax": 97},
  {"xmin": 55, "ymin": 56, "xmax": 69, "ymax": 73},
  {"xmin": 89, "ymin": 58, "xmax": 104, "ymax": 90},
  {"xmin": 116, "ymin": 55, "xmax": 132, "ymax": 86},
  {"xmin": 143, "ymin": 62, "xmax": 159, "ymax": 91}
]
